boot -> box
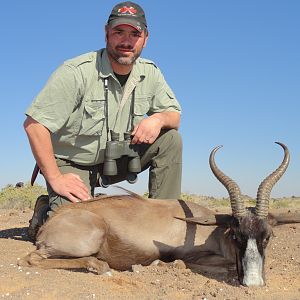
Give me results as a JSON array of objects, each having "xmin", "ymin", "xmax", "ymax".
[{"xmin": 28, "ymin": 195, "xmax": 49, "ymax": 242}]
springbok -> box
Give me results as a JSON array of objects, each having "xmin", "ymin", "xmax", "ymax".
[{"xmin": 20, "ymin": 142, "xmax": 300, "ymax": 287}]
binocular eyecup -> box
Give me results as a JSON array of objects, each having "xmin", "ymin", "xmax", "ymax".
[
  {"xmin": 100, "ymin": 131, "xmax": 141, "ymax": 187},
  {"xmin": 98, "ymin": 172, "xmax": 138, "ymax": 188}
]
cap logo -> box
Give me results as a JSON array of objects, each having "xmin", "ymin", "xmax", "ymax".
[{"xmin": 118, "ymin": 6, "xmax": 137, "ymax": 15}]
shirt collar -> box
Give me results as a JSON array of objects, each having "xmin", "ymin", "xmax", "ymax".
[{"xmin": 98, "ymin": 48, "xmax": 145, "ymax": 82}]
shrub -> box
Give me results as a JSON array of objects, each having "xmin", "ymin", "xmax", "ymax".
[{"xmin": 0, "ymin": 183, "xmax": 47, "ymax": 209}]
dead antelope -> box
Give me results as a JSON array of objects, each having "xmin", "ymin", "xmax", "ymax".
[{"xmin": 20, "ymin": 142, "xmax": 300, "ymax": 287}]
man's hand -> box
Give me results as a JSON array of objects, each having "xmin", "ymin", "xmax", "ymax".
[
  {"xmin": 131, "ymin": 116, "xmax": 163, "ymax": 144},
  {"xmin": 131, "ymin": 111, "xmax": 180, "ymax": 144},
  {"xmin": 48, "ymin": 173, "xmax": 91, "ymax": 203}
]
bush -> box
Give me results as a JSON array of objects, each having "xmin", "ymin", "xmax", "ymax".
[{"xmin": 0, "ymin": 183, "xmax": 47, "ymax": 209}]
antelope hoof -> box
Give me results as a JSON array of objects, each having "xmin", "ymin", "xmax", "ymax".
[{"xmin": 86, "ymin": 257, "xmax": 111, "ymax": 275}]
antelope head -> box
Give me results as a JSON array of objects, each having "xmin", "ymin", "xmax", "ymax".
[
  {"xmin": 212, "ymin": 142, "xmax": 290, "ymax": 286},
  {"xmin": 185, "ymin": 142, "xmax": 290, "ymax": 286}
]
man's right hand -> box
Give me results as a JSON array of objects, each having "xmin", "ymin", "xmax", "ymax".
[
  {"xmin": 48, "ymin": 173, "xmax": 91, "ymax": 203},
  {"xmin": 24, "ymin": 117, "xmax": 92, "ymax": 203}
]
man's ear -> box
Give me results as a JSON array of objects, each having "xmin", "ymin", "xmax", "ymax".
[
  {"xmin": 143, "ymin": 31, "xmax": 149, "ymax": 48},
  {"xmin": 105, "ymin": 25, "xmax": 109, "ymax": 43},
  {"xmin": 175, "ymin": 214, "xmax": 232, "ymax": 226}
]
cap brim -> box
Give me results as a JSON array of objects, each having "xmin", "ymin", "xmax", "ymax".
[{"xmin": 109, "ymin": 18, "xmax": 144, "ymax": 32}]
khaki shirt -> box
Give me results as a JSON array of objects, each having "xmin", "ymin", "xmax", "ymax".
[{"xmin": 26, "ymin": 49, "xmax": 181, "ymax": 165}]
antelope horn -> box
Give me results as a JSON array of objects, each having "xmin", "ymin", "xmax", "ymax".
[
  {"xmin": 209, "ymin": 146, "xmax": 246, "ymax": 217},
  {"xmin": 255, "ymin": 142, "xmax": 290, "ymax": 218}
]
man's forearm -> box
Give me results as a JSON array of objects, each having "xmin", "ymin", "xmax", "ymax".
[
  {"xmin": 150, "ymin": 111, "xmax": 181, "ymax": 130},
  {"xmin": 24, "ymin": 116, "xmax": 91, "ymax": 202},
  {"xmin": 24, "ymin": 117, "xmax": 61, "ymax": 184}
]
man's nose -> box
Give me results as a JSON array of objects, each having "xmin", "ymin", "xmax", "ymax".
[{"xmin": 121, "ymin": 32, "xmax": 135, "ymax": 43}]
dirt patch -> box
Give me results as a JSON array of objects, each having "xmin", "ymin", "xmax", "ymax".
[{"xmin": 0, "ymin": 208, "xmax": 300, "ymax": 300}]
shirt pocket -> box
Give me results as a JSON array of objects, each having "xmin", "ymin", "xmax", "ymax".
[
  {"xmin": 134, "ymin": 95, "xmax": 151, "ymax": 116},
  {"xmin": 79, "ymin": 99, "xmax": 106, "ymax": 136}
]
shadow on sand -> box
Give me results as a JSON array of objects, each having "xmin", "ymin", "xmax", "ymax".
[{"xmin": 0, "ymin": 226, "xmax": 31, "ymax": 242}]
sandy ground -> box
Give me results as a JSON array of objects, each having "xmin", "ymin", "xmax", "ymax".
[{"xmin": 0, "ymin": 208, "xmax": 300, "ymax": 300}]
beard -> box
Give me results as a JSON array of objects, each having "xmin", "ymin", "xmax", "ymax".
[
  {"xmin": 116, "ymin": 56, "xmax": 136, "ymax": 65},
  {"xmin": 106, "ymin": 43, "xmax": 143, "ymax": 65}
]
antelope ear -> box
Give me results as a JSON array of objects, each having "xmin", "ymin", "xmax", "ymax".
[
  {"xmin": 269, "ymin": 210, "xmax": 300, "ymax": 225},
  {"xmin": 175, "ymin": 214, "xmax": 232, "ymax": 226}
]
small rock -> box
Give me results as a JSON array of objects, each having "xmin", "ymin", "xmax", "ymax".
[
  {"xmin": 172, "ymin": 260, "xmax": 186, "ymax": 269},
  {"xmin": 132, "ymin": 264, "xmax": 144, "ymax": 273}
]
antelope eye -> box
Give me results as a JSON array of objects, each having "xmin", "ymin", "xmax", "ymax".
[{"xmin": 262, "ymin": 236, "xmax": 271, "ymax": 245}]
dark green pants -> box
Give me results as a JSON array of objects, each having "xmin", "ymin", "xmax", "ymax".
[{"xmin": 47, "ymin": 129, "xmax": 182, "ymax": 214}]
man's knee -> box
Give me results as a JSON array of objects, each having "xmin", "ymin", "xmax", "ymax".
[
  {"xmin": 167, "ymin": 129, "xmax": 182, "ymax": 150},
  {"xmin": 48, "ymin": 197, "xmax": 70, "ymax": 217},
  {"xmin": 46, "ymin": 182, "xmax": 72, "ymax": 217},
  {"xmin": 158, "ymin": 129, "xmax": 182, "ymax": 159}
]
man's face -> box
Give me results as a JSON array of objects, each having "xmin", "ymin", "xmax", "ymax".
[{"xmin": 106, "ymin": 24, "xmax": 148, "ymax": 66}]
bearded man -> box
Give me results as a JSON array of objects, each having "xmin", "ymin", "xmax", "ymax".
[{"xmin": 24, "ymin": 2, "xmax": 182, "ymax": 241}]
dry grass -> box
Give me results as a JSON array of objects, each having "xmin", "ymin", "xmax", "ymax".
[
  {"xmin": 1, "ymin": 185, "xmax": 299, "ymax": 210},
  {"xmin": 0, "ymin": 183, "xmax": 47, "ymax": 209},
  {"xmin": 181, "ymin": 193, "xmax": 300, "ymax": 209}
]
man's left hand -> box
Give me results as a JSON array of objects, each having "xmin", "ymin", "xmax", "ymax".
[{"xmin": 131, "ymin": 116, "xmax": 163, "ymax": 144}]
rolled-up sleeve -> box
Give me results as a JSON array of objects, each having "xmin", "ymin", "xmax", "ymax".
[
  {"xmin": 26, "ymin": 64, "xmax": 82, "ymax": 133},
  {"xmin": 149, "ymin": 68, "xmax": 181, "ymax": 115}
]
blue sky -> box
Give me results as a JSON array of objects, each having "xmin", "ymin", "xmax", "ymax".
[{"xmin": 0, "ymin": 1, "xmax": 299, "ymax": 198}]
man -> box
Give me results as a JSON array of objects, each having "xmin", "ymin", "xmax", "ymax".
[{"xmin": 24, "ymin": 1, "xmax": 182, "ymax": 240}]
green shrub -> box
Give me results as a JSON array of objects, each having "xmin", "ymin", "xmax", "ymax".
[{"xmin": 0, "ymin": 183, "xmax": 47, "ymax": 209}]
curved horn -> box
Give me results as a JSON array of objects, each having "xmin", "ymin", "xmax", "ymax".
[
  {"xmin": 255, "ymin": 142, "xmax": 290, "ymax": 218},
  {"xmin": 209, "ymin": 146, "xmax": 246, "ymax": 217}
]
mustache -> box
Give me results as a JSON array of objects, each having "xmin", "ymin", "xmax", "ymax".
[{"xmin": 116, "ymin": 44, "xmax": 134, "ymax": 51}]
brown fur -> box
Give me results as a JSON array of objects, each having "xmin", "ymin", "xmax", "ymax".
[{"xmin": 19, "ymin": 194, "xmax": 300, "ymax": 283}]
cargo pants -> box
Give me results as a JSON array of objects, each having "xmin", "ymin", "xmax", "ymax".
[{"xmin": 46, "ymin": 129, "xmax": 182, "ymax": 215}]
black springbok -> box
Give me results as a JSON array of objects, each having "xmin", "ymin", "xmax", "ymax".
[{"xmin": 20, "ymin": 142, "xmax": 300, "ymax": 287}]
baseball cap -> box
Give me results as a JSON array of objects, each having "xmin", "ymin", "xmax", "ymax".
[{"xmin": 107, "ymin": 1, "xmax": 147, "ymax": 32}]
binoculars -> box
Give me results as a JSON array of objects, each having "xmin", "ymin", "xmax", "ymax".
[{"xmin": 99, "ymin": 131, "xmax": 141, "ymax": 187}]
